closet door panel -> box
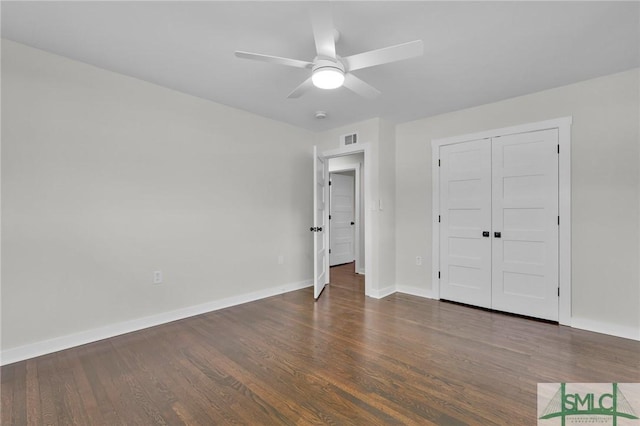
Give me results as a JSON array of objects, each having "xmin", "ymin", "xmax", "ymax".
[
  {"xmin": 491, "ymin": 129, "xmax": 559, "ymax": 321},
  {"xmin": 439, "ymin": 139, "xmax": 492, "ymax": 308}
]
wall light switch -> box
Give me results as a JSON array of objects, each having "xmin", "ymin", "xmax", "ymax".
[{"xmin": 153, "ymin": 270, "xmax": 163, "ymax": 284}]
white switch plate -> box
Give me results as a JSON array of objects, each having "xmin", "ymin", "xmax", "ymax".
[
  {"xmin": 153, "ymin": 270, "xmax": 163, "ymax": 284},
  {"xmin": 416, "ymin": 256, "xmax": 422, "ymax": 266}
]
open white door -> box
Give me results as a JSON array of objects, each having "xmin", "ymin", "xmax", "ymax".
[
  {"xmin": 329, "ymin": 173, "xmax": 355, "ymax": 266},
  {"xmin": 312, "ymin": 146, "xmax": 329, "ymax": 300}
]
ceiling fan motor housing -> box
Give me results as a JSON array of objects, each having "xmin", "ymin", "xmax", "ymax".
[{"xmin": 312, "ymin": 58, "xmax": 345, "ymax": 73}]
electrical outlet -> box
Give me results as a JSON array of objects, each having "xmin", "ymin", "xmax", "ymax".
[
  {"xmin": 153, "ymin": 270, "xmax": 163, "ymax": 284},
  {"xmin": 415, "ymin": 256, "xmax": 422, "ymax": 266}
]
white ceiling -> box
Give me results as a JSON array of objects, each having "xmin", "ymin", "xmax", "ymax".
[{"xmin": 2, "ymin": 1, "xmax": 639, "ymax": 132}]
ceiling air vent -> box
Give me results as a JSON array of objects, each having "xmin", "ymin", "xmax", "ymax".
[{"xmin": 341, "ymin": 132, "xmax": 358, "ymax": 147}]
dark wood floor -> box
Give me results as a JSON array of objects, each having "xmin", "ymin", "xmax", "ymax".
[{"xmin": 2, "ymin": 263, "xmax": 639, "ymax": 425}]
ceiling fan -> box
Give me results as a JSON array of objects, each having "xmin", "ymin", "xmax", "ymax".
[{"xmin": 234, "ymin": 4, "xmax": 423, "ymax": 99}]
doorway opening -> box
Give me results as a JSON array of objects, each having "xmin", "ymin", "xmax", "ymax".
[
  {"xmin": 329, "ymin": 171, "xmax": 357, "ymax": 267},
  {"xmin": 328, "ymin": 156, "xmax": 362, "ymax": 270},
  {"xmin": 328, "ymin": 155, "xmax": 363, "ymax": 294},
  {"xmin": 313, "ymin": 145, "xmax": 371, "ymax": 299}
]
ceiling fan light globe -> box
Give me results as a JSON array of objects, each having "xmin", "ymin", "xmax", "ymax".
[{"xmin": 312, "ymin": 67, "xmax": 345, "ymax": 89}]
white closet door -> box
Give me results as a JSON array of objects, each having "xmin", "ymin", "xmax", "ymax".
[
  {"xmin": 439, "ymin": 139, "xmax": 492, "ymax": 308},
  {"xmin": 491, "ymin": 129, "xmax": 559, "ymax": 321}
]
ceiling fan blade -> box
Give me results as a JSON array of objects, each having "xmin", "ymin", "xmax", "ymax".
[
  {"xmin": 343, "ymin": 40, "xmax": 424, "ymax": 72},
  {"xmin": 310, "ymin": 3, "xmax": 336, "ymax": 59},
  {"xmin": 343, "ymin": 74, "xmax": 381, "ymax": 100},
  {"xmin": 287, "ymin": 77, "xmax": 315, "ymax": 99},
  {"xmin": 235, "ymin": 51, "xmax": 313, "ymax": 69}
]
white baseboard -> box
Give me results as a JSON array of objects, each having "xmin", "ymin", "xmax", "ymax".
[
  {"xmin": 356, "ymin": 268, "xmax": 365, "ymax": 275},
  {"xmin": 570, "ymin": 317, "xmax": 640, "ymax": 341},
  {"xmin": 369, "ymin": 285, "xmax": 396, "ymax": 299},
  {"xmin": 392, "ymin": 289, "xmax": 638, "ymax": 341},
  {"xmin": 1, "ymin": 279, "xmax": 312, "ymax": 366},
  {"xmin": 395, "ymin": 285, "xmax": 436, "ymax": 299}
]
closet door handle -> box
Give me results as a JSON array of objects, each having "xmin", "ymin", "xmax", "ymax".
[
  {"xmin": 482, "ymin": 231, "xmax": 490, "ymax": 237},
  {"xmin": 494, "ymin": 232, "xmax": 501, "ymax": 238}
]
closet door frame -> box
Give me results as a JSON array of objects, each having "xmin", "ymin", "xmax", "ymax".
[{"xmin": 431, "ymin": 117, "xmax": 572, "ymax": 326}]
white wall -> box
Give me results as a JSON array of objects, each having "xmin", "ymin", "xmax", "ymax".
[
  {"xmin": 1, "ymin": 40, "xmax": 314, "ymax": 357},
  {"xmin": 378, "ymin": 119, "xmax": 396, "ymax": 293},
  {"xmin": 329, "ymin": 153, "xmax": 364, "ymax": 272},
  {"xmin": 396, "ymin": 69, "xmax": 640, "ymax": 338}
]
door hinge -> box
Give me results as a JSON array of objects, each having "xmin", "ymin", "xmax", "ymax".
[
  {"xmin": 438, "ymin": 271, "xmax": 441, "ymax": 279},
  {"xmin": 438, "ymin": 159, "xmax": 441, "ymax": 167},
  {"xmin": 558, "ymin": 287, "xmax": 560, "ymax": 297},
  {"xmin": 558, "ymin": 216, "xmax": 560, "ymax": 225},
  {"xmin": 329, "ymin": 214, "xmax": 332, "ymax": 220},
  {"xmin": 329, "ymin": 180, "xmax": 332, "ymax": 186},
  {"xmin": 557, "ymin": 144, "xmax": 560, "ymax": 154},
  {"xmin": 329, "ymin": 249, "xmax": 332, "ymax": 254},
  {"xmin": 438, "ymin": 215, "xmax": 441, "ymax": 223}
]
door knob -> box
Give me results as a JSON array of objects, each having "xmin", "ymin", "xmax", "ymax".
[
  {"xmin": 351, "ymin": 222, "xmax": 355, "ymax": 225},
  {"xmin": 317, "ymin": 227, "xmax": 323, "ymax": 232},
  {"xmin": 310, "ymin": 227, "xmax": 316, "ymax": 232},
  {"xmin": 494, "ymin": 232, "xmax": 501, "ymax": 238},
  {"xmin": 482, "ymin": 231, "xmax": 490, "ymax": 237}
]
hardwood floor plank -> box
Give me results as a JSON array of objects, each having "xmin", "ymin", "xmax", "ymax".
[
  {"xmin": 49, "ymin": 350, "xmax": 92, "ymax": 425},
  {"xmin": 34, "ymin": 355, "xmax": 62, "ymax": 425},
  {"xmin": 25, "ymin": 360, "xmax": 41, "ymax": 425},
  {"xmin": 1, "ymin": 361, "xmax": 15, "ymax": 425},
  {"xmin": 2, "ymin": 262, "xmax": 639, "ymax": 425},
  {"xmin": 10, "ymin": 362, "xmax": 28, "ymax": 426},
  {"xmin": 76, "ymin": 342, "xmax": 126, "ymax": 425}
]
